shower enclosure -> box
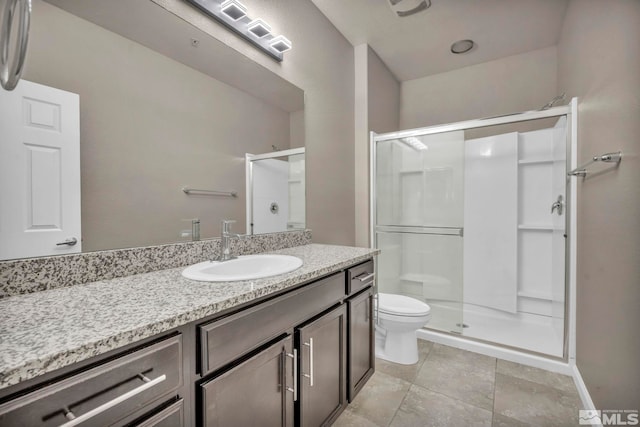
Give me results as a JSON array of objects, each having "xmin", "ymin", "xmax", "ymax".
[{"xmin": 371, "ymin": 101, "xmax": 577, "ymax": 359}]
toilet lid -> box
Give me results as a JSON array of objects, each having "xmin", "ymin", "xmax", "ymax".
[{"xmin": 378, "ymin": 293, "xmax": 431, "ymax": 317}]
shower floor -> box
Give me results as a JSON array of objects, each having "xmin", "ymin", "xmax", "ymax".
[{"xmin": 426, "ymin": 302, "xmax": 564, "ymax": 357}]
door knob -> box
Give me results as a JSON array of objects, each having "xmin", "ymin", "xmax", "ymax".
[{"xmin": 56, "ymin": 237, "xmax": 78, "ymax": 246}]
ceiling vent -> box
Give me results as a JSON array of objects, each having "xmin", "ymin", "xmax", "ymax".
[{"xmin": 388, "ymin": 0, "xmax": 431, "ymax": 17}]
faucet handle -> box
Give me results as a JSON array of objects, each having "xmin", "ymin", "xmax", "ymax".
[{"xmin": 221, "ymin": 219, "xmax": 237, "ymax": 234}]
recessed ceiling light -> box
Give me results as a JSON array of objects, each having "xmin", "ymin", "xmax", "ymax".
[
  {"xmin": 270, "ymin": 35, "xmax": 292, "ymax": 53},
  {"xmin": 220, "ymin": 0, "xmax": 247, "ymax": 21},
  {"xmin": 450, "ymin": 39, "xmax": 475, "ymax": 54},
  {"xmin": 247, "ymin": 19, "xmax": 271, "ymax": 38}
]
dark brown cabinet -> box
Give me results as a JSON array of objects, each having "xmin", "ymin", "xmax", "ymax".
[
  {"xmin": 0, "ymin": 335, "xmax": 183, "ymax": 427},
  {"xmin": 347, "ymin": 287, "xmax": 375, "ymax": 402},
  {"xmin": 0, "ymin": 259, "xmax": 375, "ymax": 427},
  {"xmin": 296, "ymin": 304, "xmax": 347, "ymax": 427},
  {"xmin": 199, "ymin": 336, "xmax": 294, "ymax": 427}
]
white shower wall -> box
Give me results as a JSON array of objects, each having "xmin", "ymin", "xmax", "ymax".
[
  {"xmin": 251, "ymin": 159, "xmax": 289, "ymax": 234},
  {"xmin": 463, "ymin": 132, "xmax": 518, "ymax": 313},
  {"xmin": 287, "ymin": 154, "xmax": 306, "ymax": 230}
]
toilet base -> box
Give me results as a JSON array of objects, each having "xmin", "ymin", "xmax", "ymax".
[{"xmin": 375, "ymin": 326, "xmax": 419, "ymax": 365}]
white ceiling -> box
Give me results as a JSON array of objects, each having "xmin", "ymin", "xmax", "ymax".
[{"xmin": 311, "ymin": 0, "xmax": 569, "ymax": 81}]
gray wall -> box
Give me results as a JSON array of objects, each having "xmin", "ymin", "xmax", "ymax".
[
  {"xmin": 558, "ymin": 0, "xmax": 640, "ymax": 408},
  {"xmin": 400, "ymin": 46, "xmax": 558, "ymax": 128},
  {"xmin": 354, "ymin": 45, "xmax": 400, "ymax": 247},
  {"xmin": 24, "ymin": 0, "xmax": 290, "ymax": 251}
]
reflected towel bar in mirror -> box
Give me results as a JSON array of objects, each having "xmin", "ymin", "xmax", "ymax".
[{"xmin": 182, "ymin": 187, "xmax": 237, "ymax": 197}]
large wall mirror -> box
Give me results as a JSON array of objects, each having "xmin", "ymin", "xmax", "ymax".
[{"xmin": 0, "ymin": 0, "xmax": 305, "ymax": 261}]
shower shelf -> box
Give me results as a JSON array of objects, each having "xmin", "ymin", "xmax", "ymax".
[
  {"xmin": 518, "ymin": 158, "xmax": 555, "ymax": 165},
  {"xmin": 399, "ymin": 273, "xmax": 451, "ymax": 286},
  {"xmin": 517, "ymin": 290, "xmax": 554, "ymax": 301},
  {"xmin": 399, "ymin": 273, "xmax": 425, "ymax": 283},
  {"xmin": 518, "ymin": 224, "xmax": 563, "ymax": 231}
]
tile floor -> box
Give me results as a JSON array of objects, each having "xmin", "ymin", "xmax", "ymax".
[{"xmin": 335, "ymin": 340, "xmax": 583, "ymax": 427}]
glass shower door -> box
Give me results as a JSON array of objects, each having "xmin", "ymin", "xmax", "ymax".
[{"xmin": 374, "ymin": 130, "xmax": 465, "ymax": 334}]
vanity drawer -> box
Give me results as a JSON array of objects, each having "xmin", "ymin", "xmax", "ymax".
[
  {"xmin": 347, "ymin": 260, "xmax": 374, "ymax": 295},
  {"xmin": 133, "ymin": 398, "xmax": 184, "ymax": 427},
  {"xmin": 0, "ymin": 335, "xmax": 183, "ymax": 427},
  {"xmin": 199, "ymin": 272, "xmax": 345, "ymax": 376}
]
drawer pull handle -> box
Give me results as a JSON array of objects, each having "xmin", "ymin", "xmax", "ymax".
[
  {"xmin": 303, "ymin": 338, "xmax": 314, "ymax": 387},
  {"xmin": 285, "ymin": 349, "xmax": 298, "ymax": 402},
  {"xmin": 58, "ymin": 374, "xmax": 167, "ymax": 427},
  {"xmin": 354, "ymin": 272, "xmax": 375, "ymax": 283}
]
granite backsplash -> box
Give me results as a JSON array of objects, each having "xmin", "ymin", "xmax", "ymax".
[{"xmin": 0, "ymin": 230, "xmax": 312, "ymax": 298}]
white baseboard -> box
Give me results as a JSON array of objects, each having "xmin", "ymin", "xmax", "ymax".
[{"xmin": 573, "ymin": 364, "xmax": 598, "ymax": 411}]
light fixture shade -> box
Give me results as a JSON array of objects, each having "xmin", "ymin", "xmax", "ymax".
[
  {"xmin": 185, "ymin": 0, "xmax": 291, "ymax": 61},
  {"xmin": 220, "ymin": 0, "xmax": 247, "ymax": 21},
  {"xmin": 247, "ymin": 19, "xmax": 271, "ymax": 38},
  {"xmin": 270, "ymin": 35, "xmax": 292, "ymax": 53}
]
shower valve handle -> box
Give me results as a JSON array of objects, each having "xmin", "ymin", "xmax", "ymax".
[{"xmin": 551, "ymin": 195, "xmax": 564, "ymax": 216}]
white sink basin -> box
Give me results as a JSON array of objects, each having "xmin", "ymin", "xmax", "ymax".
[{"xmin": 181, "ymin": 254, "xmax": 303, "ymax": 282}]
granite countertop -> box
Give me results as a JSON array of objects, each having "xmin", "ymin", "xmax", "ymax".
[{"xmin": 0, "ymin": 244, "xmax": 378, "ymax": 391}]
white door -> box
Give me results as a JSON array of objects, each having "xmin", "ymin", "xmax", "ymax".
[{"xmin": 0, "ymin": 80, "xmax": 81, "ymax": 260}]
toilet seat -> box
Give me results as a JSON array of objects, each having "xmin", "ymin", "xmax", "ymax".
[{"xmin": 378, "ymin": 293, "xmax": 431, "ymax": 317}]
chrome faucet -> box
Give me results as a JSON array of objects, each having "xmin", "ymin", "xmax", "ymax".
[{"xmin": 219, "ymin": 220, "xmax": 242, "ymax": 262}]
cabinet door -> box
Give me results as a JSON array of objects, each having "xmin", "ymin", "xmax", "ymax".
[
  {"xmin": 297, "ymin": 304, "xmax": 347, "ymax": 427},
  {"xmin": 347, "ymin": 287, "xmax": 375, "ymax": 401},
  {"xmin": 200, "ymin": 336, "xmax": 294, "ymax": 427}
]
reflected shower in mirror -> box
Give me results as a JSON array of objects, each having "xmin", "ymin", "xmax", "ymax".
[{"xmin": 245, "ymin": 148, "xmax": 305, "ymax": 235}]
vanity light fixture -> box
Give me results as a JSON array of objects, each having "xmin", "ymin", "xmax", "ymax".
[
  {"xmin": 220, "ymin": 0, "xmax": 247, "ymax": 21},
  {"xmin": 186, "ymin": 0, "xmax": 292, "ymax": 61},
  {"xmin": 269, "ymin": 35, "xmax": 292, "ymax": 53},
  {"xmin": 247, "ymin": 19, "xmax": 271, "ymax": 38}
]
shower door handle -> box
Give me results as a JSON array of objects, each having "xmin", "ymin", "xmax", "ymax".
[{"xmin": 551, "ymin": 195, "xmax": 564, "ymax": 216}]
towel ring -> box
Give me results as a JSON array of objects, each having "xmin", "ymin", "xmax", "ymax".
[{"xmin": 0, "ymin": 0, "xmax": 31, "ymax": 91}]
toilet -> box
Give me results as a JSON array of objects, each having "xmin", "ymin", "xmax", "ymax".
[{"xmin": 375, "ymin": 293, "xmax": 431, "ymax": 365}]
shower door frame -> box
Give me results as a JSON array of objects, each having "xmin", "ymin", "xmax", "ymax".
[{"xmin": 370, "ymin": 99, "xmax": 578, "ymax": 363}]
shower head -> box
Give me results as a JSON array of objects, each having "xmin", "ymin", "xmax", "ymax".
[{"xmin": 539, "ymin": 93, "xmax": 566, "ymax": 111}]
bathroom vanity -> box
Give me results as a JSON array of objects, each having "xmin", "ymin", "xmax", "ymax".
[{"xmin": 0, "ymin": 244, "xmax": 377, "ymax": 426}]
